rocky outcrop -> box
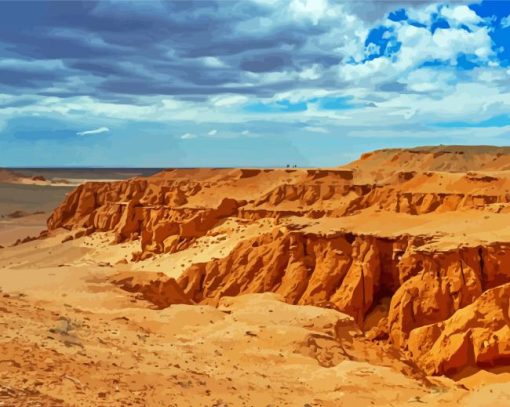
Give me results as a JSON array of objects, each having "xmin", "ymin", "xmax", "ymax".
[
  {"xmin": 47, "ymin": 177, "xmax": 243, "ymax": 257},
  {"xmin": 178, "ymin": 229, "xmax": 397, "ymax": 327},
  {"xmin": 178, "ymin": 229, "xmax": 510, "ymax": 337},
  {"xmin": 349, "ymin": 145, "xmax": 510, "ymax": 179},
  {"xmin": 347, "ymin": 189, "xmax": 507, "ymax": 215},
  {"xmin": 177, "ymin": 227, "xmax": 510, "ymax": 378},
  {"xmin": 110, "ymin": 271, "xmax": 192, "ymax": 308},
  {"xmin": 44, "ymin": 148, "xmax": 510, "ymax": 378},
  {"xmin": 408, "ymin": 283, "xmax": 510, "ymax": 375},
  {"xmin": 47, "ymin": 166, "xmax": 510, "ymax": 260}
]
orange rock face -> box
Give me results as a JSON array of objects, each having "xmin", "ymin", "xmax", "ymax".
[
  {"xmin": 177, "ymin": 229, "xmax": 510, "ymax": 346},
  {"xmin": 45, "ymin": 146, "xmax": 510, "ymax": 378},
  {"xmin": 178, "ymin": 230, "xmax": 399, "ymax": 328},
  {"xmin": 48, "ymin": 155, "xmax": 510, "ymax": 249},
  {"xmin": 408, "ymin": 283, "xmax": 510, "ymax": 375},
  {"xmin": 110, "ymin": 271, "xmax": 192, "ymax": 308}
]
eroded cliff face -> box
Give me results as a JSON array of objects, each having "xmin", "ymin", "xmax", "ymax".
[
  {"xmin": 110, "ymin": 271, "xmax": 191, "ymax": 308},
  {"xmin": 47, "ymin": 166, "xmax": 510, "ymax": 257},
  {"xmin": 178, "ymin": 229, "xmax": 402, "ymax": 326},
  {"xmin": 45, "ymin": 147, "xmax": 510, "ymax": 378},
  {"xmin": 47, "ymin": 179, "xmax": 243, "ymax": 258},
  {"xmin": 176, "ymin": 227, "xmax": 510, "ymax": 374},
  {"xmin": 408, "ymin": 283, "xmax": 510, "ymax": 375}
]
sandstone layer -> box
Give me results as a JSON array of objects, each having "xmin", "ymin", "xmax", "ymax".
[{"xmin": 44, "ymin": 146, "xmax": 510, "ymax": 379}]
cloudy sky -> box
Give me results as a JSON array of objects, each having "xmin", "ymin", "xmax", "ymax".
[{"xmin": 1, "ymin": 0, "xmax": 510, "ymax": 167}]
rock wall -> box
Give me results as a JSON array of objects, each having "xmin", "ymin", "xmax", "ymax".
[
  {"xmin": 408, "ymin": 283, "xmax": 510, "ymax": 375},
  {"xmin": 178, "ymin": 229, "xmax": 510, "ymax": 375},
  {"xmin": 47, "ymin": 171, "xmax": 510, "ymax": 258},
  {"xmin": 45, "ymin": 161, "xmax": 510, "ymax": 377}
]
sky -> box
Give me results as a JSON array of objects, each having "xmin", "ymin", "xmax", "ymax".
[{"xmin": 1, "ymin": 0, "xmax": 510, "ymax": 167}]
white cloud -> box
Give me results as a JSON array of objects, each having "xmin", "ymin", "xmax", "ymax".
[
  {"xmin": 405, "ymin": 4, "xmax": 440, "ymax": 26},
  {"xmin": 339, "ymin": 21, "xmax": 494, "ymax": 85},
  {"xmin": 441, "ymin": 5, "xmax": 482, "ymax": 28},
  {"xmin": 432, "ymin": 26, "xmax": 492, "ymax": 60},
  {"xmin": 161, "ymin": 99, "xmax": 182, "ymax": 109},
  {"xmin": 304, "ymin": 126, "xmax": 328, "ymax": 133},
  {"xmin": 202, "ymin": 56, "xmax": 227, "ymax": 68},
  {"xmin": 0, "ymin": 58, "xmax": 65, "ymax": 71},
  {"xmin": 502, "ymin": 15, "xmax": 510, "ymax": 29},
  {"xmin": 339, "ymin": 56, "xmax": 391, "ymax": 82},
  {"xmin": 397, "ymin": 24, "xmax": 492, "ymax": 69},
  {"xmin": 271, "ymin": 88, "xmax": 332, "ymax": 103},
  {"xmin": 404, "ymin": 68, "xmax": 456, "ymax": 93},
  {"xmin": 211, "ymin": 94, "xmax": 248, "ymax": 107},
  {"xmin": 298, "ymin": 64, "xmax": 322, "ymax": 80},
  {"xmin": 0, "ymin": 94, "xmax": 17, "ymax": 104},
  {"xmin": 364, "ymin": 42, "xmax": 381, "ymax": 58},
  {"xmin": 241, "ymin": 130, "xmax": 250, "ymax": 136},
  {"xmin": 207, "ymin": 129, "xmax": 218, "ymax": 136},
  {"xmin": 289, "ymin": 0, "xmax": 331, "ymax": 25},
  {"xmin": 180, "ymin": 133, "xmax": 197, "ymax": 140},
  {"xmin": 76, "ymin": 126, "xmax": 110, "ymax": 136},
  {"xmin": 377, "ymin": 81, "xmax": 510, "ymax": 123}
]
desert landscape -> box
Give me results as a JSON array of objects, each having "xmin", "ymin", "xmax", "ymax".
[
  {"xmin": 3, "ymin": 0, "xmax": 510, "ymax": 405},
  {"xmin": 1, "ymin": 145, "xmax": 510, "ymax": 406}
]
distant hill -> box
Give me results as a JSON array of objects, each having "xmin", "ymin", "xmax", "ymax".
[
  {"xmin": 344, "ymin": 145, "xmax": 510, "ymax": 183},
  {"xmin": 0, "ymin": 169, "xmax": 22, "ymax": 183}
]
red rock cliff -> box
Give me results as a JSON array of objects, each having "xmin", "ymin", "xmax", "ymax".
[{"xmin": 45, "ymin": 147, "xmax": 510, "ymax": 377}]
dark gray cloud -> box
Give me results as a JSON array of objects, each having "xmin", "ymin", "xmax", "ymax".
[
  {"xmin": 0, "ymin": 0, "xmax": 456, "ymax": 100},
  {"xmin": 0, "ymin": 0, "xmax": 358, "ymax": 99},
  {"xmin": 66, "ymin": 61, "xmax": 129, "ymax": 78},
  {"xmin": 0, "ymin": 67, "xmax": 60, "ymax": 88},
  {"xmin": 240, "ymin": 54, "xmax": 291, "ymax": 73}
]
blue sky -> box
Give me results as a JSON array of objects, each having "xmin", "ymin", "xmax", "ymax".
[{"xmin": 1, "ymin": 0, "xmax": 510, "ymax": 167}]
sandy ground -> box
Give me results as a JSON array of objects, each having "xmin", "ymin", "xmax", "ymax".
[
  {"xmin": 0, "ymin": 213, "xmax": 48, "ymax": 247},
  {"xmin": 0, "ymin": 183, "xmax": 73, "ymax": 217}
]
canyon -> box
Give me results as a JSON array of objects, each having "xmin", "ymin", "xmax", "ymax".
[{"xmin": 1, "ymin": 145, "xmax": 510, "ymax": 405}]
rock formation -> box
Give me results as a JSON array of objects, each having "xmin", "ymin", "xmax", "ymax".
[
  {"xmin": 45, "ymin": 145, "xmax": 510, "ymax": 378},
  {"xmin": 110, "ymin": 271, "xmax": 192, "ymax": 308},
  {"xmin": 408, "ymin": 283, "xmax": 510, "ymax": 375}
]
